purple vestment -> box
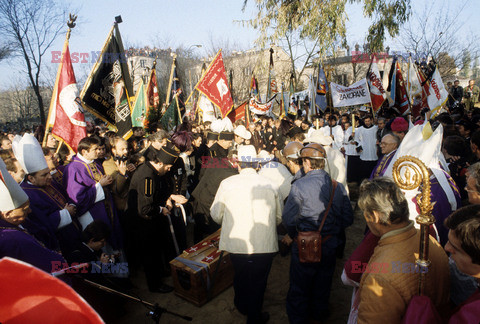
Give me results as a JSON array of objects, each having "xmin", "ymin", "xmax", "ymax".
[
  {"xmin": 63, "ymin": 155, "xmax": 123, "ymax": 250},
  {"xmin": 0, "ymin": 219, "xmax": 65, "ymax": 273},
  {"xmin": 428, "ymin": 171, "xmax": 461, "ymax": 246},
  {"xmin": 21, "ymin": 180, "xmax": 82, "ymax": 254},
  {"xmin": 370, "ymin": 150, "xmax": 396, "ymax": 179}
]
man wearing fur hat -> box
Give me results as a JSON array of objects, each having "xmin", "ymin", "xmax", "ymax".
[
  {"xmin": 12, "ymin": 134, "xmax": 80, "ymax": 254},
  {"xmin": 127, "ymin": 145, "xmax": 186, "ymax": 293},
  {"xmin": 0, "ymin": 157, "xmax": 66, "ymax": 273}
]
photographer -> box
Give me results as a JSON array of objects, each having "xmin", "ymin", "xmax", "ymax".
[{"xmin": 67, "ymin": 220, "xmax": 127, "ymax": 322}]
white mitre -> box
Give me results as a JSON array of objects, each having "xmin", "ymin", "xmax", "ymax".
[
  {"xmin": 0, "ymin": 158, "xmax": 28, "ymax": 212},
  {"xmin": 11, "ymin": 134, "xmax": 48, "ymax": 174}
]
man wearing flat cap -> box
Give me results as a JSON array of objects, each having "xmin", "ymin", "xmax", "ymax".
[
  {"xmin": 209, "ymin": 118, "xmax": 234, "ymax": 159},
  {"xmin": 283, "ymin": 143, "xmax": 353, "ymax": 323},
  {"xmin": 127, "ymin": 145, "xmax": 186, "ymax": 293},
  {"xmin": 209, "ymin": 130, "xmax": 234, "ymax": 158}
]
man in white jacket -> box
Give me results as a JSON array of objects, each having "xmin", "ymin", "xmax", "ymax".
[{"xmin": 211, "ymin": 145, "xmax": 282, "ymax": 323}]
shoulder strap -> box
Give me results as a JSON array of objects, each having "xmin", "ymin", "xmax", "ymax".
[{"xmin": 318, "ymin": 179, "xmax": 337, "ymax": 232}]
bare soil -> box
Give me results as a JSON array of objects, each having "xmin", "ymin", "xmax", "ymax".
[{"xmin": 110, "ymin": 183, "xmax": 365, "ymax": 324}]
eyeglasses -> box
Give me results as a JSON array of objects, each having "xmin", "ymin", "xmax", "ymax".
[{"xmin": 380, "ymin": 142, "xmax": 394, "ymax": 146}]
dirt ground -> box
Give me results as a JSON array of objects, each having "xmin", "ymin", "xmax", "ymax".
[{"xmin": 105, "ymin": 184, "xmax": 365, "ymax": 324}]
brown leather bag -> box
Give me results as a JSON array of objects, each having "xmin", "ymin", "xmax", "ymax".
[{"xmin": 296, "ymin": 180, "xmax": 337, "ymax": 263}]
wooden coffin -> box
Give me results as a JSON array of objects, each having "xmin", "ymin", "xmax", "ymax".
[{"xmin": 170, "ymin": 230, "xmax": 233, "ymax": 306}]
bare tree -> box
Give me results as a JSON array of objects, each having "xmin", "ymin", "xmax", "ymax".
[
  {"xmin": 0, "ymin": 0, "xmax": 68, "ymax": 125},
  {"xmin": 279, "ymin": 29, "xmax": 320, "ymax": 91},
  {"xmin": 398, "ymin": 0, "xmax": 478, "ymax": 78},
  {"xmin": 0, "ymin": 44, "xmax": 10, "ymax": 61}
]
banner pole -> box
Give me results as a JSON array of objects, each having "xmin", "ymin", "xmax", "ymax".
[{"xmin": 43, "ymin": 18, "xmax": 75, "ymax": 146}]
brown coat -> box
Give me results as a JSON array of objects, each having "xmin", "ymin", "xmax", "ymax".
[
  {"xmin": 103, "ymin": 157, "xmax": 130, "ymax": 212},
  {"xmin": 358, "ymin": 225, "xmax": 450, "ymax": 324}
]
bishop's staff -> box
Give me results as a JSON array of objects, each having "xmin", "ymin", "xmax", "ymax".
[{"xmin": 392, "ymin": 155, "xmax": 434, "ymax": 295}]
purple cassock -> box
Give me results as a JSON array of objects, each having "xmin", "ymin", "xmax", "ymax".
[
  {"xmin": 21, "ymin": 180, "xmax": 82, "ymax": 254},
  {"xmin": 63, "ymin": 155, "xmax": 123, "ymax": 250},
  {"xmin": 0, "ymin": 218, "xmax": 65, "ymax": 273},
  {"xmin": 370, "ymin": 150, "xmax": 396, "ymax": 179}
]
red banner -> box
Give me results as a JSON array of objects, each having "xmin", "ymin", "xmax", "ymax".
[
  {"xmin": 146, "ymin": 67, "xmax": 160, "ymax": 109},
  {"xmin": 52, "ymin": 45, "xmax": 87, "ymax": 152},
  {"xmin": 228, "ymin": 101, "xmax": 248, "ymax": 124},
  {"xmin": 395, "ymin": 62, "xmax": 410, "ymax": 115},
  {"xmin": 196, "ymin": 50, "xmax": 233, "ymax": 118}
]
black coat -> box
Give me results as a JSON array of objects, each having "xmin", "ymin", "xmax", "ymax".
[
  {"xmin": 127, "ymin": 162, "xmax": 169, "ymax": 220},
  {"xmin": 191, "ymin": 160, "xmax": 238, "ymax": 216}
]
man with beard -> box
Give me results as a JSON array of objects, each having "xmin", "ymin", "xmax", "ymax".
[
  {"xmin": 127, "ymin": 145, "xmax": 186, "ymax": 293},
  {"xmin": 103, "ymin": 137, "xmax": 136, "ymax": 213}
]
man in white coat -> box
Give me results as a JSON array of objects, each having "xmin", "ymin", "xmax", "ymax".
[
  {"xmin": 355, "ymin": 115, "xmax": 378, "ymax": 181},
  {"xmin": 211, "ymin": 145, "xmax": 282, "ymax": 323},
  {"xmin": 323, "ymin": 115, "xmax": 344, "ymax": 151}
]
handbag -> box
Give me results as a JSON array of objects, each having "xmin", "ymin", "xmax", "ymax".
[{"xmin": 296, "ymin": 180, "xmax": 337, "ymax": 263}]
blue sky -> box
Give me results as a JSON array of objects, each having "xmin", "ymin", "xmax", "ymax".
[{"xmin": 1, "ymin": 0, "xmax": 479, "ymax": 89}]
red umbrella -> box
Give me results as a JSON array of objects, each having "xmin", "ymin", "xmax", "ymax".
[{"xmin": 0, "ymin": 257, "xmax": 103, "ymax": 323}]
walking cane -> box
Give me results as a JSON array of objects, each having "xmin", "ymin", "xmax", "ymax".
[{"xmin": 165, "ymin": 213, "xmax": 180, "ymax": 256}]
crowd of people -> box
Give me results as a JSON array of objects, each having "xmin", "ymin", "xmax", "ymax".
[{"xmin": 1, "ymin": 99, "xmax": 480, "ymax": 323}]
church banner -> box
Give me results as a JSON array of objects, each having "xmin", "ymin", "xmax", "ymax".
[{"xmin": 330, "ymin": 78, "xmax": 371, "ymax": 108}]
